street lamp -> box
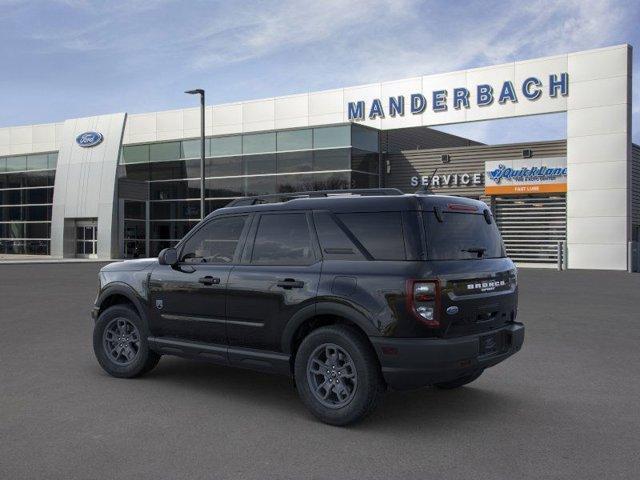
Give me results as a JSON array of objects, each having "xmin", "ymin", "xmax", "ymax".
[{"xmin": 185, "ymin": 88, "xmax": 205, "ymax": 221}]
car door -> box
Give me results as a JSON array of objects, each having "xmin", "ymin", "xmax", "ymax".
[
  {"xmin": 226, "ymin": 211, "xmax": 321, "ymax": 352},
  {"xmin": 148, "ymin": 213, "xmax": 251, "ymax": 345}
]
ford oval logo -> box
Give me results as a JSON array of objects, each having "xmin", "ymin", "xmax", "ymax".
[
  {"xmin": 76, "ymin": 131, "xmax": 103, "ymax": 148},
  {"xmin": 446, "ymin": 306, "xmax": 459, "ymax": 315}
]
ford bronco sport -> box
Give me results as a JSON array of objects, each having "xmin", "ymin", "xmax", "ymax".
[{"xmin": 92, "ymin": 189, "xmax": 524, "ymax": 425}]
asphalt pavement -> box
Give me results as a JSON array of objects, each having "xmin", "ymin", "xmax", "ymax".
[{"xmin": 1, "ymin": 262, "xmax": 639, "ymax": 479}]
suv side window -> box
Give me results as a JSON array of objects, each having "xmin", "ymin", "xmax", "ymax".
[
  {"xmin": 336, "ymin": 212, "xmax": 406, "ymax": 260},
  {"xmin": 180, "ymin": 215, "xmax": 248, "ymax": 264},
  {"xmin": 251, "ymin": 213, "xmax": 314, "ymax": 265}
]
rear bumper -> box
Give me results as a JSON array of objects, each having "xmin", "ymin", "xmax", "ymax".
[{"xmin": 371, "ymin": 323, "xmax": 524, "ymax": 390}]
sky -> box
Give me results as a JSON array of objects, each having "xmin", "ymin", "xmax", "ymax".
[{"xmin": 0, "ymin": 0, "xmax": 638, "ymax": 144}]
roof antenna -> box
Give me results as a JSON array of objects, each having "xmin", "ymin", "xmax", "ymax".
[{"xmin": 415, "ymin": 168, "xmax": 438, "ymax": 195}]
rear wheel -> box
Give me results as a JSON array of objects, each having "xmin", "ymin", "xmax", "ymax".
[
  {"xmin": 93, "ymin": 304, "xmax": 160, "ymax": 378},
  {"xmin": 435, "ymin": 370, "xmax": 483, "ymax": 390},
  {"xmin": 294, "ymin": 325, "xmax": 384, "ymax": 426}
]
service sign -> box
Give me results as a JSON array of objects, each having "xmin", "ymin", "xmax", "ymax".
[{"xmin": 484, "ymin": 157, "xmax": 567, "ymax": 195}]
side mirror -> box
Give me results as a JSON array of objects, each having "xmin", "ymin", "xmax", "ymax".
[{"xmin": 158, "ymin": 247, "xmax": 178, "ymax": 266}]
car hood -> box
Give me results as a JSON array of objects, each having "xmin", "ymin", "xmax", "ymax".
[{"xmin": 101, "ymin": 258, "xmax": 158, "ymax": 272}]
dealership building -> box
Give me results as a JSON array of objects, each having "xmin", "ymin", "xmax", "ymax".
[{"xmin": 0, "ymin": 44, "xmax": 637, "ymax": 271}]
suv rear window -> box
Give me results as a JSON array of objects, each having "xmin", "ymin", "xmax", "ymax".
[{"xmin": 423, "ymin": 212, "xmax": 505, "ymax": 260}]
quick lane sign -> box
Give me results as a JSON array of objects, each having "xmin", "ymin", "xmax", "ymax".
[
  {"xmin": 348, "ymin": 73, "xmax": 569, "ymax": 120},
  {"xmin": 484, "ymin": 157, "xmax": 567, "ymax": 195}
]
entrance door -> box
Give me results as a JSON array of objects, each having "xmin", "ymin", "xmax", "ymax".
[{"xmin": 76, "ymin": 221, "xmax": 98, "ymax": 258}]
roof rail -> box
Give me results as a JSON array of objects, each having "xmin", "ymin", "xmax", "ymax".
[{"xmin": 225, "ymin": 188, "xmax": 404, "ymax": 207}]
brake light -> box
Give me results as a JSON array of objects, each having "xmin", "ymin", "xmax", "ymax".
[
  {"xmin": 407, "ymin": 280, "xmax": 440, "ymax": 327},
  {"xmin": 447, "ymin": 203, "xmax": 478, "ymax": 212}
]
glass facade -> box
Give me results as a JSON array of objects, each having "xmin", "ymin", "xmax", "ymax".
[
  {"xmin": 119, "ymin": 124, "xmax": 379, "ymax": 257},
  {"xmin": 0, "ymin": 152, "xmax": 57, "ymax": 255}
]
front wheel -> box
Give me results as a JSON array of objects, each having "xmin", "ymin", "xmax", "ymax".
[
  {"xmin": 93, "ymin": 304, "xmax": 160, "ymax": 378},
  {"xmin": 294, "ymin": 325, "xmax": 385, "ymax": 426}
]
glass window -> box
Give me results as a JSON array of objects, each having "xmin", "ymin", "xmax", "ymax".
[
  {"xmin": 337, "ymin": 212, "xmax": 406, "ymax": 260},
  {"xmin": 122, "ymin": 145, "xmax": 150, "ymax": 164},
  {"xmin": 123, "ymin": 220, "xmax": 146, "ymax": 240},
  {"xmin": 26, "ymin": 240, "xmax": 50, "ymax": 255},
  {"xmin": 180, "ymin": 215, "xmax": 247, "ymax": 264},
  {"xmin": 124, "ymin": 201, "xmax": 146, "ymax": 220},
  {"xmin": 245, "ymin": 175, "xmax": 276, "ymax": 197},
  {"xmin": 313, "ymin": 126, "xmax": 350, "ymax": 149},
  {"xmin": 181, "ymin": 139, "xmax": 210, "ymax": 159},
  {"xmin": 25, "ymin": 171, "xmax": 55, "ymax": 187},
  {"xmin": 244, "ymin": 154, "xmax": 276, "ymax": 175},
  {"xmin": 3, "ymin": 221, "xmax": 25, "ymax": 238},
  {"xmin": 205, "ymin": 200, "xmax": 231, "ymax": 216},
  {"xmin": 310, "ymin": 172, "xmax": 350, "ymax": 191},
  {"xmin": 24, "ymin": 205, "xmax": 51, "ymax": 221},
  {"xmin": 423, "ymin": 212, "xmax": 505, "ymax": 260},
  {"xmin": 313, "ymin": 149, "xmax": 350, "ymax": 171},
  {"xmin": 6, "ymin": 156, "xmax": 27, "ymax": 172},
  {"xmin": 277, "ymin": 129, "xmax": 312, "ymax": 151},
  {"xmin": 243, "ymin": 133, "xmax": 276, "ymax": 154},
  {"xmin": 252, "ymin": 213, "xmax": 314, "ymax": 265},
  {"xmin": 205, "ymin": 177, "xmax": 244, "ymax": 198},
  {"xmin": 351, "ymin": 171, "xmax": 379, "ymax": 189},
  {"xmin": 150, "ymin": 220, "xmax": 197, "ymax": 240},
  {"xmin": 277, "ymin": 174, "xmax": 313, "ymax": 193},
  {"xmin": 150, "ymin": 200, "xmax": 200, "ymax": 220},
  {"xmin": 48, "ymin": 153, "xmax": 58, "ymax": 170},
  {"xmin": 351, "ymin": 125, "xmax": 379, "ymax": 152},
  {"xmin": 27, "ymin": 154, "xmax": 49, "ymax": 171},
  {"xmin": 26, "ymin": 222, "xmax": 50, "ymax": 239},
  {"xmin": 25, "ymin": 188, "xmax": 53, "ymax": 204},
  {"xmin": 150, "ymin": 142, "xmax": 181, "ymax": 162},
  {"xmin": 211, "ymin": 136, "xmax": 242, "ymax": 157},
  {"xmin": 277, "ymin": 151, "xmax": 313, "ymax": 173},
  {"xmin": 351, "ymin": 150, "xmax": 379, "ymax": 173},
  {"xmin": 150, "ymin": 159, "xmax": 200, "ymax": 181},
  {"xmin": 206, "ymin": 156, "xmax": 243, "ymax": 177},
  {"xmin": 0, "ymin": 158, "xmax": 6, "ymax": 173},
  {"xmin": 150, "ymin": 180, "xmax": 199, "ymax": 200}
]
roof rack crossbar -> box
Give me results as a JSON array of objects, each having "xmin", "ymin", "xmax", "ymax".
[{"xmin": 225, "ymin": 188, "xmax": 403, "ymax": 207}]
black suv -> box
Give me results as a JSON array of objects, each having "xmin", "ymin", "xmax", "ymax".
[{"xmin": 92, "ymin": 189, "xmax": 524, "ymax": 425}]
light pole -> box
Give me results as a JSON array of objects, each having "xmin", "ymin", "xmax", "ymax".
[{"xmin": 185, "ymin": 89, "xmax": 205, "ymax": 221}]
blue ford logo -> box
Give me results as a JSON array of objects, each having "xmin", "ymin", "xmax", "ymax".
[
  {"xmin": 76, "ymin": 131, "xmax": 103, "ymax": 148},
  {"xmin": 446, "ymin": 306, "xmax": 459, "ymax": 315}
]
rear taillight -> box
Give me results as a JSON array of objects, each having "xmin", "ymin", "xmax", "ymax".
[{"xmin": 407, "ymin": 280, "xmax": 440, "ymax": 327}]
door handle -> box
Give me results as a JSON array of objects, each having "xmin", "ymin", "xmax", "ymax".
[
  {"xmin": 277, "ymin": 278, "xmax": 304, "ymax": 289},
  {"xmin": 198, "ymin": 276, "xmax": 220, "ymax": 286}
]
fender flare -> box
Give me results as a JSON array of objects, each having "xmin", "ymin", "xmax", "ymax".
[
  {"xmin": 96, "ymin": 282, "xmax": 149, "ymax": 324},
  {"xmin": 280, "ymin": 301, "xmax": 379, "ymax": 354}
]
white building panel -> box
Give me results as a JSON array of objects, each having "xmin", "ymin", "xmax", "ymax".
[
  {"xmin": 568, "ymin": 45, "xmax": 630, "ymax": 82},
  {"xmin": 567, "ymin": 132, "xmax": 629, "ymax": 164},
  {"xmin": 465, "ymin": 63, "xmax": 516, "ymax": 122},
  {"xmin": 567, "ymin": 76, "xmax": 629, "ymax": 110},
  {"xmin": 567, "ymin": 103, "xmax": 628, "ymax": 138},
  {"xmin": 567, "ymin": 161, "xmax": 627, "ymax": 191}
]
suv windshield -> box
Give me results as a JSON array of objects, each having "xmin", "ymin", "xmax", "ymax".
[{"xmin": 423, "ymin": 211, "xmax": 505, "ymax": 260}]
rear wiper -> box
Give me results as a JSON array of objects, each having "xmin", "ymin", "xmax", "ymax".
[{"xmin": 462, "ymin": 247, "xmax": 486, "ymax": 258}]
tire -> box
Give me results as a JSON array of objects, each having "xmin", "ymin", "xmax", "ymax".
[
  {"xmin": 93, "ymin": 304, "xmax": 160, "ymax": 378},
  {"xmin": 294, "ymin": 325, "xmax": 385, "ymax": 426},
  {"xmin": 435, "ymin": 370, "xmax": 483, "ymax": 390}
]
